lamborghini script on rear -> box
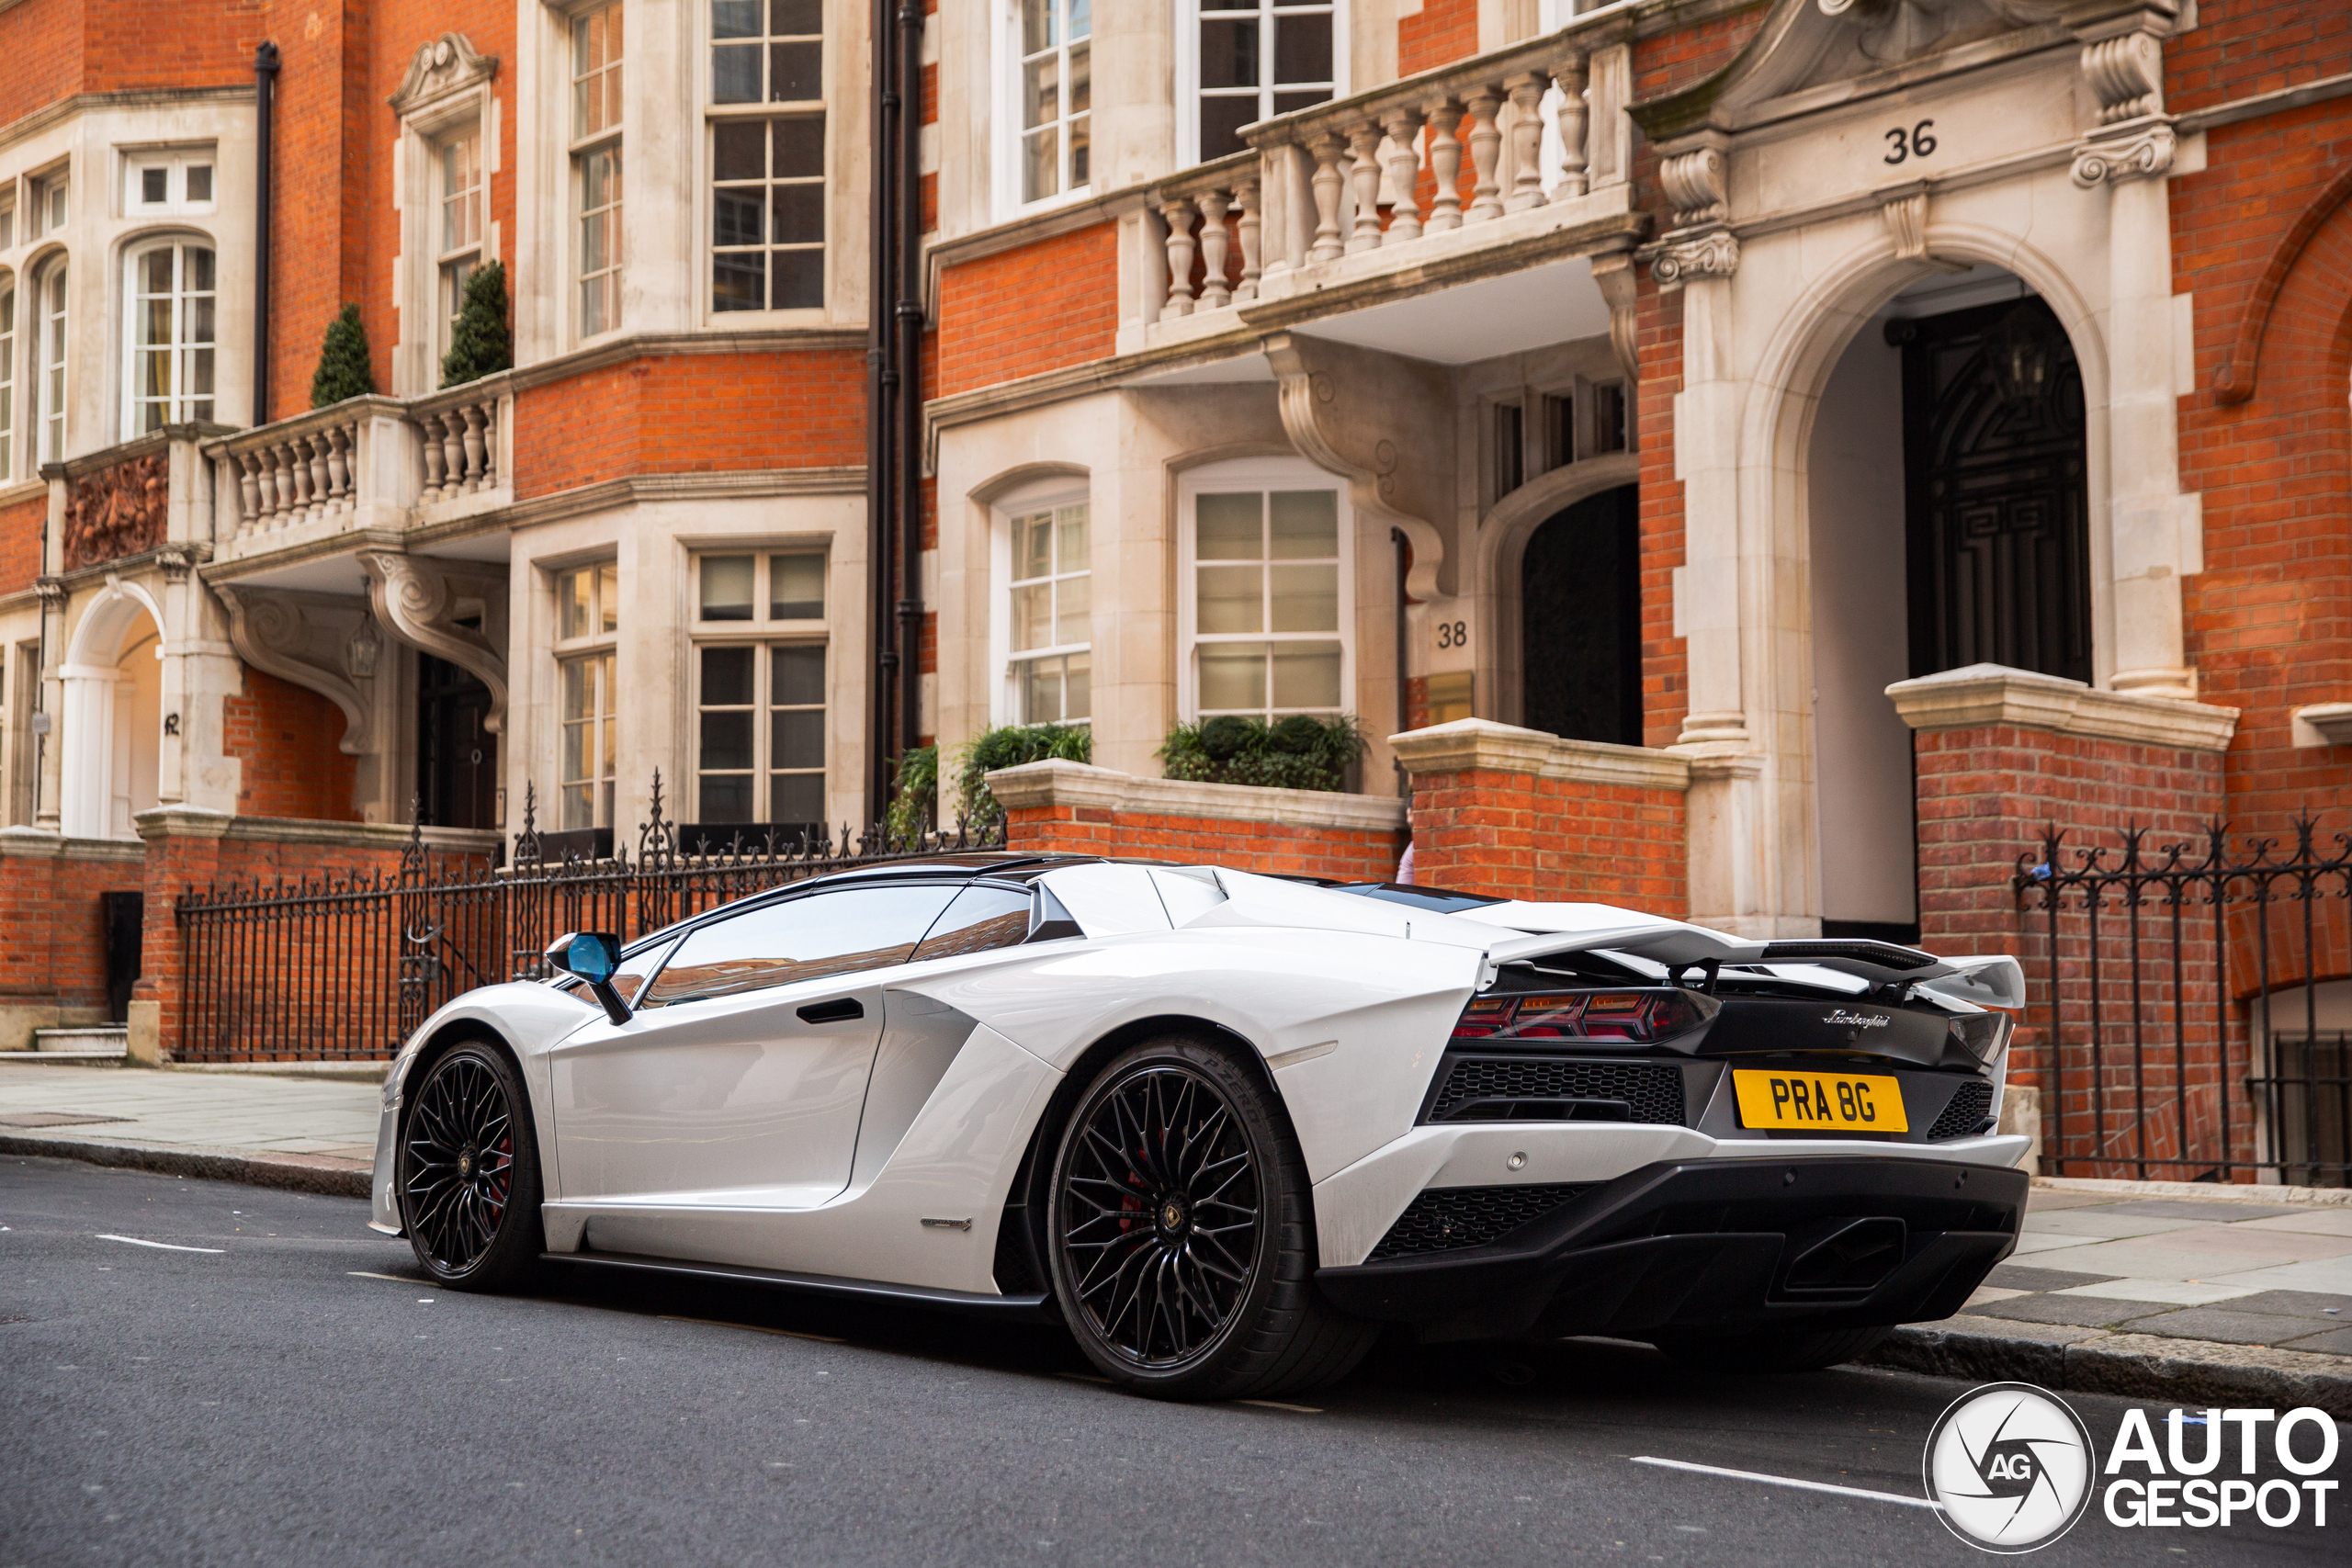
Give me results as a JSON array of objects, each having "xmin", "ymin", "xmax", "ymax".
[{"xmin": 369, "ymin": 855, "xmax": 2031, "ymax": 1399}]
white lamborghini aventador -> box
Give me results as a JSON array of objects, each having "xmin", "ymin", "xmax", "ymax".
[{"xmin": 369, "ymin": 853, "xmax": 2032, "ymax": 1400}]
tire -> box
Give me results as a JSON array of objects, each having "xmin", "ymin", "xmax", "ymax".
[
  {"xmin": 1649, "ymin": 1324, "xmax": 1892, "ymax": 1374},
  {"xmin": 1045, "ymin": 1035, "xmax": 1379, "ymax": 1401},
  {"xmin": 399, "ymin": 1041, "xmax": 546, "ymax": 1292}
]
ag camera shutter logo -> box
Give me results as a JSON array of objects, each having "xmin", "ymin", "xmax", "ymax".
[{"xmin": 1923, "ymin": 1382, "xmax": 2098, "ymax": 1552}]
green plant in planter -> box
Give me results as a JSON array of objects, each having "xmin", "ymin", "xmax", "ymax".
[
  {"xmin": 309, "ymin": 304, "xmax": 375, "ymax": 407},
  {"xmin": 885, "ymin": 743, "xmax": 939, "ymax": 844},
  {"xmin": 1159, "ymin": 714, "xmax": 1365, "ymax": 792},
  {"xmin": 440, "ymin": 259, "xmax": 513, "ymax": 388},
  {"xmin": 951, "ymin": 723, "xmax": 1093, "ymax": 826}
]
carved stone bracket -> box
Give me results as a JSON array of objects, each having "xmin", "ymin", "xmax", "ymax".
[
  {"xmin": 2070, "ymin": 119, "xmax": 2177, "ymax": 187},
  {"xmin": 1650, "ymin": 229, "xmax": 1740, "ymax": 292},
  {"xmin": 1879, "ymin": 186, "xmax": 1970, "ymax": 271},
  {"xmin": 358, "ymin": 551, "xmax": 509, "ymax": 733},
  {"xmin": 389, "ymin": 32, "xmax": 499, "ymax": 116},
  {"xmin": 1591, "ymin": 249, "xmax": 1642, "ymax": 387},
  {"xmin": 216, "ymin": 584, "xmax": 377, "ymax": 756},
  {"xmin": 154, "ymin": 542, "xmax": 212, "ymax": 583},
  {"xmin": 1263, "ymin": 334, "xmax": 1448, "ymax": 602},
  {"xmin": 35, "ymin": 575, "xmax": 66, "ymax": 607},
  {"xmin": 2080, "ymin": 31, "xmax": 2164, "ymax": 123},
  {"xmin": 1658, "ymin": 146, "xmax": 1727, "ymax": 229}
]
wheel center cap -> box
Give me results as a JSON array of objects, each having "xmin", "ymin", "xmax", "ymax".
[
  {"xmin": 1159, "ymin": 1196, "xmax": 1189, "ymax": 1235},
  {"xmin": 458, "ymin": 1149, "xmax": 474, "ymax": 1179}
]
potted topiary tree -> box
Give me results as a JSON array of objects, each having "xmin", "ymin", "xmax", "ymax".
[
  {"xmin": 309, "ymin": 304, "xmax": 375, "ymax": 407},
  {"xmin": 441, "ymin": 259, "xmax": 513, "ymax": 389}
]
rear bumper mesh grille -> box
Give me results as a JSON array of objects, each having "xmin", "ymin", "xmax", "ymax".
[
  {"xmin": 1925, "ymin": 1078, "xmax": 1996, "ymax": 1141},
  {"xmin": 1427, "ymin": 1055, "xmax": 1686, "ymax": 1124},
  {"xmin": 1367, "ymin": 1183, "xmax": 1596, "ymax": 1261}
]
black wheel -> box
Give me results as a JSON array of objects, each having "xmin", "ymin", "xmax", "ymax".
[
  {"xmin": 1045, "ymin": 1036, "xmax": 1378, "ymax": 1400},
  {"xmin": 1650, "ymin": 1325, "xmax": 1892, "ymax": 1373},
  {"xmin": 399, "ymin": 1041, "xmax": 544, "ymax": 1291}
]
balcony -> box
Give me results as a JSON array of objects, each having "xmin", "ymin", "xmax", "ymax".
[
  {"xmin": 1126, "ymin": 19, "xmax": 1640, "ymax": 366},
  {"xmin": 206, "ymin": 376, "xmax": 514, "ymax": 571}
]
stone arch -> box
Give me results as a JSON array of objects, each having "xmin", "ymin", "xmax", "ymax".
[
  {"xmin": 1727, "ymin": 220, "xmax": 2113, "ymax": 929},
  {"xmin": 60, "ymin": 578, "xmax": 171, "ymax": 840},
  {"xmin": 1469, "ymin": 450, "xmax": 1642, "ymax": 726}
]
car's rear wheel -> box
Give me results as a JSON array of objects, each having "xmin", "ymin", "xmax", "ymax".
[
  {"xmin": 1045, "ymin": 1035, "xmax": 1378, "ymax": 1400},
  {"xmin": 399, "ymin": 1041, "xmax": 544, "ymax": 1291},
  {"xmin": 1649, "ymin": 1324, "xmax": 1892, "ymax": 1373}
]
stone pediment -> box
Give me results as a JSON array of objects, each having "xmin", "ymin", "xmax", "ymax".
[
  {"xmin": 389, "ymin": 32, "xmax": 498, "ymax": 117},
  {"xmin": 1632, "ymin": 0, "xmax": 2177, "ymax": 141}
]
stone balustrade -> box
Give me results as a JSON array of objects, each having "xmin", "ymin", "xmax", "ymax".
[
  {"xmin": 1146, "ymin": 26, "xmax": 1615, "ymax": 328},
  {"xmin": 208, "ymin": 378, "xmax": 514, "ymax": 557},
  {"xmin": 407, "ymin": 381, "xmax": 505, "ymax": 503}
]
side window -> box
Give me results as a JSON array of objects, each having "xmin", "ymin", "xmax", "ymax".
[
  {"xmin": 639, "ymin": 884, "xmax": 958, "ymax": 1008},
  {"xmin": 910, "ymin": 885, "xmax": 1034, "ymax": 962}
]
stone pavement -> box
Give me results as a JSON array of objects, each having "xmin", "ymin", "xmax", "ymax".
[
  {"xmin": 0, "ymin": 1059, "xmax": 379, "ymax": 1196},
  {"xmin": 5, "ymin": 1056, "xmax": 2350, "ymax": 1408}
]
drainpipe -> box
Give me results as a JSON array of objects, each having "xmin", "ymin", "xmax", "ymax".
[
  {"xmin": 253, "ymin": 41, "xmax": 279, "ymax": 425},
  {"xmin": 865, "ymin": 0, "xmax": 895, "ymax": 825},
  {"xmin": 1393, "ymin": 527, "xmax": 1410, "ymax": 796},
  {"xmin": 895, "ymin": 0, "xmax": 924, "ymax": 759}
]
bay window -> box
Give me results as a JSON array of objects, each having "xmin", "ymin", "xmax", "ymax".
[
  {"xmin": 554, "ymin": 562, "xmax": 620, "ymax": 833},
  {"xmin": 574, "ymin": 4, "xmax": 624, "ymax": 337},
  {"xmin": 124, "ymin": 243, "xmax": 216, "ymax": 434},
  {"xmin": 36, "ymin": 262, "xmax": 63, "ymax": 462},
  {"xmin": 710, "ymin": 0, "xmax": 826, "ymax": 313}
]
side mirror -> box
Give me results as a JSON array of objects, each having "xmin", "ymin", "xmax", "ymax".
[{"xmin": 546, "ymin": 931, "xmax": 631, "ymax": 1024}]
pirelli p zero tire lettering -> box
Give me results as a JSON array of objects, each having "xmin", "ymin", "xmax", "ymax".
[
  {"xmin": 399, "ymin": 1041, "xmax": 546, "ymax": 1292},
  {"xmin": 1046, "ymin": 1035, "xmax": 1379, "ymax": 1401}
]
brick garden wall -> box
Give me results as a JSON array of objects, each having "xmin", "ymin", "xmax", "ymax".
[
  {"xmin": 989, "ymin": 761, "xmax": 1407, "ymax": 883},
  {"xmin": 0, "ymin": 839, "xmax": 144, "ymax": 1041}
]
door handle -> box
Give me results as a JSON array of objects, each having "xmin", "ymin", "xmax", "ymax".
[{"xmin": 796, "ymin": 998, "xmax": 865, "ymax": 1024}]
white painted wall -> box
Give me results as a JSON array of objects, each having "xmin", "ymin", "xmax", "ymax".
[{"xmin": 1806, "ymin": 321, "xmax": 1916, "ymax": 928}]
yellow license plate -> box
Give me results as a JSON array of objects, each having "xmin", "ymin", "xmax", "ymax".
[{"xmin": 1733, "ymin": 1069, "xmax": 1908, "ymax": 1133}]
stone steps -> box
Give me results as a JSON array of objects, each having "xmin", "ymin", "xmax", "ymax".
[{"xmin": 27, "ymin": 1026, "xmax": 129, "ymax": 1063}]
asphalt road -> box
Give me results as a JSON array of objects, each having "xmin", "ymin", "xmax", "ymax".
[{"xmin": 2, "ymin": 1154, "xmax": 2342, "ymax": 1568}]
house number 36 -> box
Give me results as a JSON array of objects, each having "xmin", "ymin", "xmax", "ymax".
[{"xmin": 1883, "ymin": 120, "xmax": 1939, "ymax": 164}]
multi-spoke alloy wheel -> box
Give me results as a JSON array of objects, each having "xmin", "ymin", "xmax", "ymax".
[
  {"xmin": 400, "ymin": 1042, "xmax": 543, "ymax": 1290},
  {"xmin": 1058, "ymin": 1063, "xmax": 1263, "ymax": 1369},
  {"xmin": 1045, "ymin": 1037, "xmax": 1380, "ymax": 1400}
]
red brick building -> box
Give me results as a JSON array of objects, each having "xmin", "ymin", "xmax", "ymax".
[{"xmin": 0, "ymin": 1, "xmax": 2346, "ymax": 1097}]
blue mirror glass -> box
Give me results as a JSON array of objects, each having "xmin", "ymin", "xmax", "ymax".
[{"xmin": 550, "ymin": 931, "xmax": 620, "ymax": 984}]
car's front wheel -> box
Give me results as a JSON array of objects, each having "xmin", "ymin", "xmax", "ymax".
[
  {"xmin": 1045, "ymin": 1035, "xmax": 1378, "ymax": 1400},
  {"xmin": 399, "ymin": 1040, "xmax": 545, "ymax": 1291}
]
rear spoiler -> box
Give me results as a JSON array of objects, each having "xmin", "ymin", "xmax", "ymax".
[{"xmin": 1479, "ymin": 927, "xmax": 2022, "ymax": 1009}]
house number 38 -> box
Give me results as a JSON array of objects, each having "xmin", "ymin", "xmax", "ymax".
[
  {"xmin": 1883, "ymin": 120, "xmax": 1939, "ymax": 164},
  {"xmin": 1435, "ymin": 620, "xmax": 1468, "ymax": 649}
]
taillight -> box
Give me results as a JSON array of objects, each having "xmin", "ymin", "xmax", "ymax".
[
  {"xmin": 1453, "ymin": 987, "xmax": 1715, "ymax": 1045},
  {"xmin": 1947, "ymin": 1010, "xmax": 2012, "ymax": 1065}
]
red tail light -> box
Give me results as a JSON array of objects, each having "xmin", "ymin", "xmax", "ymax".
[{"xmin": 1453, "ymin": 988, "xmax": 1714, "ymax": 1045}]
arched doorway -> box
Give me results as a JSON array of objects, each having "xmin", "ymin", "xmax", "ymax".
[
  {"xmin": 1808, "ymin": 274, "xmax": 2094, "ymax": 940},
  {"xmin": 59, "ymin": 587, "xmax": 165, "ymax": 840},
  {"xmin": 1520, "ymin": 484, "xmax": 1640, "ymax": 745}
]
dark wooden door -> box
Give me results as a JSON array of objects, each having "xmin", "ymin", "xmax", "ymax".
[
  {"xmin": 1521, "ymin": 484, "xmax": 1642, "ymax": 746},
  {"xmin": 418, "ymin": 653, "xmax": 497, "ymax": 829},
  {"xmin": 1896, "ymin": 298, "xmax": 2093, "ymax": 683}
]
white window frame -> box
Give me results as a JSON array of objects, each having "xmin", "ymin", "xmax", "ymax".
[
  {"xmin": 0, "ymin": 194, "xmax": 16, "ymax": 251},
  {"xmin": 35, "ymin": 258, "xmax": 66, "ymax": 465},
  {"xmin": 552, "ymin": 559, "xmax": 621, "ymax": 833},
  {"xmin": 390, "ymin": 57, "xmax": 497, "ymax": 396},
  {"xmin": 435, "ymin": 126, "xmax": 487, "ymax": 368},
  {"xmin": 1173, "ymin": 0, "xmax": 1348, "ymax": 170},
  {"xmin": 571, "ymin": 2, "xmax": 625, "ymax": 342},
  {"xmin": 688, "ymin": 548, "xmax": 831, "ymax": 829},
  {"xmin": 121, "ymin": 238, "xmax": 218, "ymax": 436},
  {"xmin": 992, "ymin": 0, "xmax": 1093, "ymax": 222},
  {"xmin": 122, "ymin": 146, "xmax": 218, "ymax": 217},
  {"xmin": 30, "ymin": 172, "xmax": 67, "ymax": 239},
  {"xmin": 704, "ymin": 0, "xmax": 830, "ymax": 321},
  {"xmin": 0, "ymin": 268, "xmax": 15, "ymax": 483},
  {"xmin": 991, "ymin": 484, "xmax": 1091, "ymax": 726},
  {"xmin": 1175, "ymin": 457, "xmax": 1354, "ymax": 722}
]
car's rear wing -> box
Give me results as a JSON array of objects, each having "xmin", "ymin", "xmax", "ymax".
[{"xmin": 1479, "ymin": 926, "xmax": 2025, "ymax": 1010}]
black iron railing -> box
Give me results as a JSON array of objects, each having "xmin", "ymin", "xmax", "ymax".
[
  {"xmin": 2018, "ymin": 818, "xmax": 2352, "ymax": 1188},
  {"xmin": 175, "ymin": 775, "xmax": 1002, "ymax": 1063}
]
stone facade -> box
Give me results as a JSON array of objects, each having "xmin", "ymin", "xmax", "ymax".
[{"xmin": 0, "ymin": 1, "xmax": 2343, "ymax": 1076}]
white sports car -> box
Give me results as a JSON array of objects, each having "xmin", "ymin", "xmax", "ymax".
[{"xmin": 369, "ymin": 853, "xmax": 2031, "ymax": 1400}]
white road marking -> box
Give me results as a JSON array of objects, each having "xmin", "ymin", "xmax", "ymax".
[
  {"xmin": 348, "ymin": 1271, "xmax": 419, "ymax": 1283},
  {"xmin": 95, "ymin": 1234, "xmax": 223, "ymax": 1254},
  {"xmin": 657, "ymin": 1314, "xmax": 845, "ymax": 1344},
  {"xmin": 1237, "ymin": 1398, "xmax": 1323, "ymax": 1414},
  {"xmin": 1630, "ymin": 1456, "xmax": 1941, "ymax": 1510}
]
